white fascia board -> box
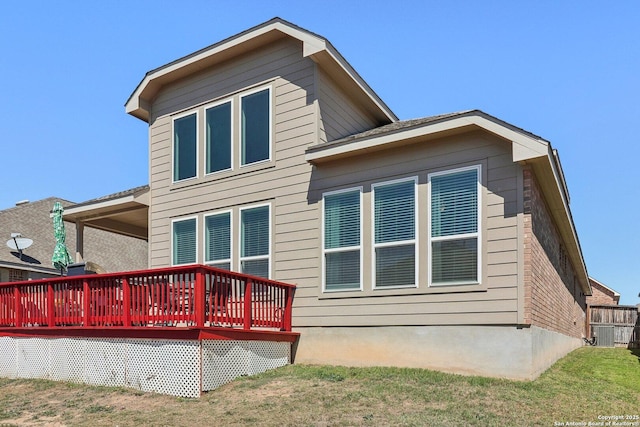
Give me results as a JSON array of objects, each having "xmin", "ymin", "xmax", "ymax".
[
  {"xmin": 305, "ymin": 114, "xmax": 549, "ymax": 163},
  {"xmin": 63, "ymin": 194, "xmax": 146, "ymax": 219}
]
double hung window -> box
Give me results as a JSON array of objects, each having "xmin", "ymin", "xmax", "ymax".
[
  {"xmin": 323, "ymin": 189, "xmax": 362, "ymax": 291},
  {"xmin": 240, "ymin": 205, "xmax": 270, "ymax": 278},
  {"xmin": 429, "ymin": 166, "xmax": 480, "ymax": 285},
  {"xmin": 172, "ymin": 217, "xmax": 197, "ymax": 265},
  {"xmin": 173, "ymin": 113, "xmax": 197, "ymax": 182},
  {"xmin": 373, "ymin": 178, "xmax": 417, "ymax": 288},
  {"xmin": 204, "ymin": 212, "xmax": 231, "ymax": 270}
]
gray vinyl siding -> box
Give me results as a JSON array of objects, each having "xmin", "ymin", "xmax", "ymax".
[
  {"xmin": 296, "ymin": 131, "xmax": 521, "ymax": 327},
  {"xmin": 148, "ymin": 38, "xmax": 317, "ymax": 276},
  {"xmin": 146, "ymin": 36, "xmax": 522, "ymax": 328},
  {"xmin": 317, "ymin": 68, "xmax": 379, "ymax": 143}
]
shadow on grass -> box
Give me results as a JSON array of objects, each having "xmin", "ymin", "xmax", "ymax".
[{"xmin": 629, "ymin": 349, "xmax": 640, "ymax": 363}]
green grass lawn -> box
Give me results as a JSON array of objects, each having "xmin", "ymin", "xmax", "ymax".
[{"xmin": 0, "ymin": 347, "xmax": 638, "ymax": 426}]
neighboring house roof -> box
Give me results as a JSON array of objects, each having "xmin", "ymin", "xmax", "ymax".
[
  {"xmin": 64, "ymin": 185, "xmax": 149, "ymax": 240},
  {"xmin": 588, "ymin": 277, "xmax": 621, "ymax": 300},
  {"xmin": 307, "ymin": 109, "xmax": 591, "ymax": 296},
  {"xmin": 0, "ymin": 198, "xmax": 74, "ymax": 275},
  {"xmin": 0, "ymin": 198, "xmax": 147, "ymax": 275},
  {"xmin": 125, "ymin": 17, "xmax": 397, "ymax": 125}
]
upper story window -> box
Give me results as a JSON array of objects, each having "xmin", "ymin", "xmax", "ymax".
[
  {"xmin": 172, "ymin": 217, "xmax": 197, "ymax": 265},
  {"xmin": 373, "ymin": 178, "xmax": 417, "ymax": 288},
  {"xmin": 173, "ymin": 113, "xmax": 197, "ymax": 182},
  {"xmin": 241, "ymin": 88, "xmax": 271, "ymax": 166},
  {"xmin": 323, "ymin": 188, "xmax": 362, "ymax": 292},
  {"xmin": 206, "ymin": 101, "xmax": 232, "ymax": 174},
  {"xmin": 428, "ymin": 165, "xmax": 480, "ymax": 286},
  {"xmin": 172, "ymin": 86, "xmax": 272, "ymax": 182}
]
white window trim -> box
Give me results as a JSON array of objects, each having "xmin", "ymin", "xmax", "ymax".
[
  {"xmin": 171, "ymin": 216, "xmax": 198, "ymax": 266},
  {"xmin": 171, "ymin": 110, "xmax": 199, "ymax": 183},
  {"xmin": 203, "ymin": 209, "xmax": 233, "ymax": 269},
  {"xmin": 427, "ymin": 164, "xmax": 482, "ymax": 287},
  {"xmin": 204, "ymin": 98, "xmax": 234, "ymax": 176},
  {"xmin": 239, "ymin": 85, "xmax": 272, "ymax": 168},
  {"xmin": 371, "ymin": 176, "xmax": 419, "ymax": 290},
  {"xmin": 239, "ymin": 203, "xmax": 271, "ymax": 279},
  {"xmin": 321, "ymin": 186, "xmax": 363, "ymax": 293}
]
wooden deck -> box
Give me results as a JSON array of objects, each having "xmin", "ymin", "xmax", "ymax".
[{"xmin": 0, "ymin": 264, "xmax": 296, "ymax": 339}]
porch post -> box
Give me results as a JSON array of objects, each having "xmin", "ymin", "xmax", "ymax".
[
  {"xmin": 194, "ymin": 269, "xmax": 205, "ymax": 327},
  {"xmin": 83, "ymin": 278, "xmax": 91, "ymax": 327},
  {"xmin": 14, "ymin": 286, "xmax": 22, "ymax": 327},
  {"xmin": 244, "ymin": 279, "xmax": 253, "ymax": 330},
  {"xmin": 75, "ymin": 221, "xmax": 84, "ymax": 263},
  {"xmin": 47, "ymin": 282, "xmax": 55, "ymax": 327},
  {"xmin": 122, "ymin": 277, "xmax": 131, "ymax": 327}
]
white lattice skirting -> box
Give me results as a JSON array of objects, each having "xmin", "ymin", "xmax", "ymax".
[{"xmin": 0, "ymin": 336, "xmax": 290, "ymax": 398}]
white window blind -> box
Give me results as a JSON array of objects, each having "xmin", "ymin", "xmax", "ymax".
[
  {"xmin": 240, "ymin": 205, "xmax": 270, "ymax": 278},
  {"xmin": 429, "ymin": 166, "xmax": 480, "ymax": 285},
  {"xmin": 172, "ymin": 218, "xmax": 197, "ymax": 265},
  {"xmin": 323, "ymin": 189, "xmax": 361, "ymax": 291},
  {"xmin": 205, "ymin": 212, "xmax": 231, "ymax": 270},
  {"xmin": 373, "ymin": 179, "xmax": 416, "ymax": 288}
]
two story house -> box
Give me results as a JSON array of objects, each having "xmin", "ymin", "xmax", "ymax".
[{"xmin": 70, "ymin": 18, "xmax": 590, "ymax": 380}]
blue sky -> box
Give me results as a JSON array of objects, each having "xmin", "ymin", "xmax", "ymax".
[{"xmin": 1, "ymin": 2, "xmax": 638, "ymax": 304}]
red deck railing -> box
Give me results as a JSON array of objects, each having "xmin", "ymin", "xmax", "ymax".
[{"xmin": 0, "ymin": 265, "xmax": 295, "ymax": 332}]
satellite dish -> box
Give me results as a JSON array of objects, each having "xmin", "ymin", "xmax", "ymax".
[{"xmin": 7, "ymin": 237, "xmax": 33, "ymax": 251}]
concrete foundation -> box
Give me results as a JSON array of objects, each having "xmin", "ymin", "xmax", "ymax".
[{"xmin": 293, "ymin": 325, "xmax": 582, "ymax": 380}]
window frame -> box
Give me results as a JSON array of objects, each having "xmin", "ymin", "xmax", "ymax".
[
  {"xmin": 239, "ymin": 203, "xmax": 271, "ymax": 279},
  {"xmin": 203, "ymin": 210, "xmax": 233, "ymax": 271},
  {"xmin": 171, "ymin": 216, "xmax": 198, "ymax": 266},
  {"xmin": 171, "ymin": 110, "xmax": 199, "ymax": 183},
  {"xmin": 371, "ymin": 176, "xmax": 419, "ymax": 290},
  {"xmin": 239, "ymin": 86, "xmax": 272, "ymax": 167},
  {"xmin": 204, "ymin": 98, "xmax": 234, "ymax": 175},
  {"xmin": 427, "ymin": 164, "xmax": 482, "ymax": 287},
  {"xmin": 322, "ymin": 186, "xmax": 363, "ymax": 293}
]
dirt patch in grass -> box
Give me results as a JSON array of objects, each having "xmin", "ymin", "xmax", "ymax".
[{"xmin": 0, "ymin": 348, "xmax": 638, "ymax": 426}]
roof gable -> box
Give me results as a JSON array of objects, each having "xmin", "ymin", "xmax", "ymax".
[{"xmin": 125, "ymin": 17, "xmax": 397, "ymax": 124}]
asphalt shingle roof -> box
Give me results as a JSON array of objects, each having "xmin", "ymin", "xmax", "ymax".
[{"xmin": 0, "ymin": 198, "xmax": 147, "ymax": 275}]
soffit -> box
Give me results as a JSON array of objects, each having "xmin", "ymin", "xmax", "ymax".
[{"xmin": 64, "ymin": 188, "xmax": 149, "ymax": 240}]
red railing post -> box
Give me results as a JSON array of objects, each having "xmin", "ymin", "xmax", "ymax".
[
  {"xmin": 244, "ymin": 279, "xmax": 253, "ymax": 330},
  {"xmin": 83, "ymin": 279, "xmax": 91, "ymax": 327},
  {"xmin": 122, "ymin": 277, "xmax": 131, "ymax": 327},
  {"xmin": 14, "ymin": 285, "xmax": 22, "ymax": 327},
  {"xmin": 195, "ymin": 269, "xmax": 205, "ymax": 327},
  {"xmin": 283, "ymin": 286, "xmax": 294, "ymax": 332},
  {"xmin": 47, "ymin": 282, "xmax": 55, "ymax": 327}
]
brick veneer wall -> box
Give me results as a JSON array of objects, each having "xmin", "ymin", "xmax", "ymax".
[{"xmin": 523, "ymin": 169, "xmax": 586, "ymax": 338}]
